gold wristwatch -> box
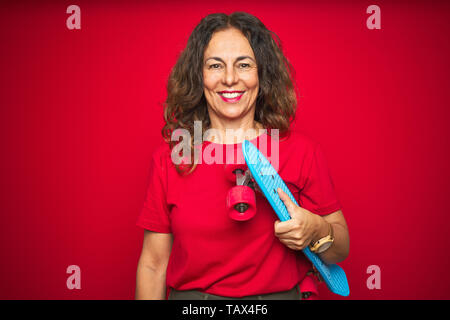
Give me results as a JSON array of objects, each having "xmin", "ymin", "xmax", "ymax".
[{"xmin": 309, "ymin": 222, "xmax": 334, "ymax": 253}]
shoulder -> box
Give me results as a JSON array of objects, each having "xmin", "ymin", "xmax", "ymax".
[
  {"xmin": 281, "ymin": 130, "xmax": 319, "ymax": 155},
  {"xmin": 149, "ymin": 140, "xmax": 172, "ymax": 168},
  {"xmin": 152, "ymin": 140, "xmax": 171, "ymax": 158}
]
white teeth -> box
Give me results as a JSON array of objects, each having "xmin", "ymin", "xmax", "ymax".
[{"xmin": 221, "ymin": 92, "xmax": 243, "ymax": 98}]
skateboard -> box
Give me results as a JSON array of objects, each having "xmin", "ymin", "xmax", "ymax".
[{"xmin": 224, "ymin": 140, "xmax": 350, "ymax": 297}]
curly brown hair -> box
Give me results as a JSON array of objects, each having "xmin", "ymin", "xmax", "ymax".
[{"xmin": 162, "ymin": 12, "xmax": 298, "ymax": 175}]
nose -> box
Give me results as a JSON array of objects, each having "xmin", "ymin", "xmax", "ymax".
[{"xmin": 222, "ymin": 65, "xmax": 239, "ymax": 86}]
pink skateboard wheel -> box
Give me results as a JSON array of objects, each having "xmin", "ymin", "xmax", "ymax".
[{"xmin": 226, "ymin": 185, "xmax": 256, "ymax": 221}]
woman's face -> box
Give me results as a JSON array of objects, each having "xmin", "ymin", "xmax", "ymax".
[{"xmin": 203, "ymin": 27, "xmax": 259, "ymax": 123}]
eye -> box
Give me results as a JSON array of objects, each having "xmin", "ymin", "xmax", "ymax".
[
  {"xmin": 239, "ymin": 63, "xmax": 250, "ymax": 68},
  {"xmin": 209, "ymin": 64, "xmax": 221, "ymax": 69}
]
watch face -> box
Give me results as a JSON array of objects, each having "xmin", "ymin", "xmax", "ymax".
[{"xmin": 317, "ymin": 241, "xmax": 333, "ymax": 253}]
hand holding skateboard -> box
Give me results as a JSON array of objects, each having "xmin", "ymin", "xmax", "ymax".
[{"xmin": 224, "ymin": 140, "xmax": 350, "ymax": 297}]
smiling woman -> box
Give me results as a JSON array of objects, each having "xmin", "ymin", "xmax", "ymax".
[
  {"xmin": 135, "ymin": 11, "xmax": 349, "ymax": 301},
  {"xmin": 203, "ymin": 28, "xmax": 260, "ymax": 129},
  {"xmin": 162, "ymin": 12, "xmax": 298, "ymax": 175}
]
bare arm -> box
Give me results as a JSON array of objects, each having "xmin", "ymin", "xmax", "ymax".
[
  {"xmin": 135, "ymin": 230, "xmax": 173, "ymax": 300},
  {"xmin": 313, "ymin": 210, "xmax": 349, "ymax": 264},
  {"xmin": 275, "ymin": 188, "xmax": 349, "ymax": 265}
]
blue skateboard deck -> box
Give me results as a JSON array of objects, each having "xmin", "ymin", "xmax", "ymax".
[{"xmin": 242, "ymin": 140, "xmax": 350, "ymax": 297}]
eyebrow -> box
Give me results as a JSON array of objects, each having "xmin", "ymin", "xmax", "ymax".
[{"xmin": 204, "ymin": 55, "xmax": 256, "ymax": 64}]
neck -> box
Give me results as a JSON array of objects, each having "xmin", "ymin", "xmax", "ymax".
[{"xmin": 206, "ymin": 119, "xmax": 265, "ymax": 144}]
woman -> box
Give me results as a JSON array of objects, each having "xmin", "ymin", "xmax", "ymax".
[{"xmin": 135, "ymin": 12, "xmax": 349, "ymax": 300}]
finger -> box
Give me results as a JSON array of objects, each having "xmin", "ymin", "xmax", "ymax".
[
  {"xmin": 275, "ymin": 229, "xmax": 311, "ymax": 248},
  {"xmin": 283, "ymin": 237, "xmax": 311, "ymax": 250},
  {"xmin": 277, "ymin": 188, "xmax": 296, "ymax": 214},
  {"xmin": 279, "ymin": 239, "xmax": 303, "ymax": 251},
  {"xmin": 275, "ymin": 229, "xmax": 303, "ymax": 241},
  {"xmin": 274, "ymin": 219, "xmax": 296, "ymax": 234}
]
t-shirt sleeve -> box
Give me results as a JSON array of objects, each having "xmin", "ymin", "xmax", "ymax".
[
  {"xmin": 136, "ymin": 150, "xmax": 172, "ymax": 233},
  {"xmin": 298, "ymin": 143, "xmax": 341, "ymax": 216}
]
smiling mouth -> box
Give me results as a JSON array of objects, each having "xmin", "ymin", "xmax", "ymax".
[{"xmin": 218, "ymin": 91, "xmax": 245, "ymax": 103}]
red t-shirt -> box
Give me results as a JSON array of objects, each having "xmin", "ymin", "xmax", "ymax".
[{"xmin": 136, "ymin": 130, "xmax": 341, "ymax": 297}]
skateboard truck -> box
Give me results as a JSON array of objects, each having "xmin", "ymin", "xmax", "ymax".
[{"xmin": 225, "ymin": 164, "xmax": 257, "ymax": 221}]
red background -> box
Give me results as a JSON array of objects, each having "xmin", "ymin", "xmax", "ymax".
[{"xmin": 1, "ymin": 0, "xmax": 449, "ymax": 300}]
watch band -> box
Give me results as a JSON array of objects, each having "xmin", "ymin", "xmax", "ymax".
[{"xmin": 309, "ymin": 222, "xmax": 334, "ymax": 253}]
